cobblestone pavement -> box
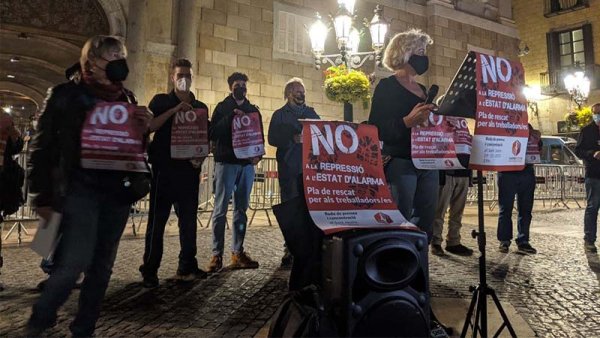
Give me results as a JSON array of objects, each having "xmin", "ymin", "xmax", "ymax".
[{"xmin": 1, "ymin": 207, "xmax": 599, "ymax": 337}]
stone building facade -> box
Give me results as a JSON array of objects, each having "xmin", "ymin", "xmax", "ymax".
[
  {"xmin": 514, "ymin": 0, "xmax": 600, "ymax": 135},
  {"xmin": 0, "ymin": 0, "xmax": 520, "ymax": 154}
]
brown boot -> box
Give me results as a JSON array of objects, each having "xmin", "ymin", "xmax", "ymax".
[
  {"xmin": 207, "ymin": 255, "xmax": 223, "ymax": 273},
  {"xmin": 230, "ymin": 251, "xmax": 259, "ymax": 269}
]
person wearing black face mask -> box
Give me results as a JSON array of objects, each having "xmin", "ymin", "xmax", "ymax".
[
  {"xmin": 208, "ymin": 72, "xmax": 264, "ymax": 273},
  {"xmin": 368, "ymin": 29, "xmax": 437, "ymax": 241},
  {"xmin": 26, "ymin": 35, "xmax": 152, "ymax": 337},
  {"xmin": 268, "ymin": 78, "xmax": 320, "ymax": 272}
]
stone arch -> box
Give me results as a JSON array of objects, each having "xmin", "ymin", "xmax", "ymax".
[
  {"xmin": 97, "ymin": 0, "xmax": 128, "ymax": 37},
  {"xmin": 0, "ymin": 82, "xmax": 44, "ymax": 109}
]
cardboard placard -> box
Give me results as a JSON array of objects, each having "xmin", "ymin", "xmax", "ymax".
[
  {"xmin": 302, "ymin": 120, "xmax": 416, "ymax": 235},
  {"xmin": 232, "ymin": 112, "xmax": 265, "ymax": 159},
  {"xmin": 170, "ymin": 108, "xmax": 209, "ymax": 159},
  {"xmin": 80, "ymin": 102, "xmax": 148, "ymax": 172}
]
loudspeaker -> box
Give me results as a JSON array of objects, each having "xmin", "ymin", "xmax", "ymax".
[{"xmin": 322, "ymin": 229, "xmax": 430, "ymax": 337}]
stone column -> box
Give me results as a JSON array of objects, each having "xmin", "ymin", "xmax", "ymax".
[
  {"xmin": 176, "ymin": 0, "xmax": 199, "ymax": 67},
  {"xmin": 498, "ymin": 0, "xmax": 515, "ymax": 26},
  {"xmin": 125, "ymin": 0, "xmax": 147, "ymax": 103}
]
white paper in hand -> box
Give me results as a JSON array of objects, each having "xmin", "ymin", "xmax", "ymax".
[{"xmin": 30, "ymin": 212, "xmax": 62, "ymax": 259}]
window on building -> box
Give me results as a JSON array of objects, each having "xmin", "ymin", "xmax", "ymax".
[
  {"xmin": 545, "ymin": 24, "xmax": 594, "ymax": 89},
  {"xmin": 273, "ymin": 2, "xmax": 315, "ymax": 64},
  {"xmin": 544, "ymin": 0, "xmax": 589, "ymax": 17}
]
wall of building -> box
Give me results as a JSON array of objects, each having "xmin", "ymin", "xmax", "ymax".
[{"xmin": 513, "ymin": 0, "xmax": 600, "ymax": 134}]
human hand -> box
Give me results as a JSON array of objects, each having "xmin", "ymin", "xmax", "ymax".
[
  {"xmin": 403, "ymin": 103, "xmax": 435, "ymax": 128},
  {"xmin": 234, "ymin": 108, "xmax": 245, "ymax": 116},
  {"xmin": 251, "ymin": 156, "xmax": 262, "ymax": 165},
  {"xmin": 172, "ymin": 102, "xmax": 193, "ymax": 115},
  {"xmin": 134, "ymin": 106, "xmax": 153, "ymax": 132}
]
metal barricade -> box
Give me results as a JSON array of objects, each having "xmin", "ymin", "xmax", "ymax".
[
  {"xmin": 248, "ymin": 157, "xmax": 280, "ymax": 226},
  {"xmin": 467, "ymin": 171, "xmax": 498, "ymax": 209},
  {"xmin": 533, "ymin": 165, "xmax": 565, "ymax": 208},
  {"xmin": 561, "ymin": 165, "xmax": 586, "ymax": 208}
]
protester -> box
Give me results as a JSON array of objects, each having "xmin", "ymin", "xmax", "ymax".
[
  {"xmin": 496, "ymin": 123, "xmax": 540, "ymax": 254},
  {"xmin": 367, "ymin": 28, "xmax": 437, "ymax": 240},
  {"xmin": 0, "ymin": 111, "xmax": 24, "ymax": 292},
  {"xmin": 268, "ymin": 77, "xmax": 319, "ymax": 268},
  {"xmin": 208, "ymin": 72, "xmax": 263, "ymax": 272},
  {"xmin": 26, "ymin": 35, "xmax": 152, "ymax": 336},
  {"xmin": 575, "ymin": 102, "xmax": 600, "ymax": 253},
  {"xmin": 139, "ymin": 58, "xmax": 209, "ymax": 288},
  {"xmin": 431, "ymin": 169, "xmax": 474, "ymax": 256}
]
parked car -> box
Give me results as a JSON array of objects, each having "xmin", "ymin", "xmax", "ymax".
[{"xmin": 540, "ymin": 136, "xmax": 583, "ymax": 165}]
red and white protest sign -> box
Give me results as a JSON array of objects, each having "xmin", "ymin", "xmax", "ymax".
[
  {"xmin": 470, "ymin": 52, "xmax": 528, "ymax": 171},
  {"xmin": 525, "ymin": 131, "xmax": 541, "ymax": 164},
  {"xmin": 302, "ymin": 120, "xmax": 416, "ymax": 235},
  {"xmin": 411, "ymin": 113, "xmax": 468, "ymax": 169},
  {"xmin": 170, "ymin": 108, "xmax": 208, "ymax": 159},
  {"xmin": 80, "ymin": 102, "xmax": 148, "ymax": 172},
  {"xmin": 451, "ymin": 116, "xmax": 472, "ymax": 155},
  {"xmin": 232, "ymin": 112, "xmax": 264, "ymax": 159}
]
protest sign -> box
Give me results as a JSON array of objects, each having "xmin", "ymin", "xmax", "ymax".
[
  {"xmin": 232, "ymin": 112, "xmax": 265, "ymax": 159},
  {"xmin": 171, "ymin": 108, "xmax": 209, "ymax": 159},
  {"xmin": 411, "ymin": 113, "xmax": 469, "ymax": 169},
  {"xmin": 80, "ymin": 102, "xmax": 148, "ymax": 172}
]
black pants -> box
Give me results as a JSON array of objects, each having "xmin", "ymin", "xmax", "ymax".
[{"xmin": 140, "ymin": 165, "xmax": 200, "ymax": 276}]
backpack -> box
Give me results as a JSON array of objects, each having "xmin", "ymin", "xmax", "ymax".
[{"xmin": 268, "ymin": 285, "xmax": 337, "ymax": 338}]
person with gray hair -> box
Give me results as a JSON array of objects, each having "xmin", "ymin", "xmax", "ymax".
[
  {"xmin": 268, "ymin": 77, "xmax": 319, "ymax": 270},
  {"xmin": 367, "ymin": 28, "xmax": 437, "ymax": 241}
]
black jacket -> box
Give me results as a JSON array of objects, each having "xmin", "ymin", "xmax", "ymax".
[
  {"xmin": 27, "ymin": 81, "xmax": 138, "ymax": 210},
  {"xmin": 148, "ymin": 90, "xmax": 209, "ymax": 169},
  {"xmin": 575, "ymin": 122, "xmax": 600, "ymax": 179},
  {"xmin": 368, "ymin": 76, "xmax": 426, "ymax": 159},
  {"xmin": 268, "ymin": 103, "xmax": 319, "ymax": 181},
  {"xmin": 209, "ymin": 95, "xmax": 264, "ymax": 164}
]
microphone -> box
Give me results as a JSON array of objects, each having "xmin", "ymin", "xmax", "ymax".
[{"xmin": 425, "ymin": 85, "xmax": 439, "ymax": 104}]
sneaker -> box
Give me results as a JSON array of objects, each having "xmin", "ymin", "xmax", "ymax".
[
  {"xmin": 445, "ymin": 244, "xmax": 474, "ymax": 256},
  {"xmin": 431, "ymin": 244, "xmax": 445, "ymax": 256},
  {"xmin": 176, "ymin": 267, "xmax": 208, "ymax": 281},
  {"xmin": 142, "ymin": 274, "xmax": 159, "ymax": 289},
  {"xmin": 230, "ymin": 251, "xmax": 259, "ymax": 269},
  {"xmin": 498, "ymin": 242, "xmax": 510, "ymax": 253},
  {"xmin": 207, "ymin": 255, "xmax": 223, "ymax": 273},
  {"xmin": 584, "ymin": 241, "xmax": 597, "ymax": 253},
  {"xmin": 517, "ymin": 243, "xmax": 537, "ymax": 254}
]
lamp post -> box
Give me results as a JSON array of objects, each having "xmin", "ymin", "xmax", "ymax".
[
  {"xmin": 308, "ymin": 1, "xmax": 390, "ymax": 121},
  {"xmin": 563, "ymin": 70, "xmax": 591, "ymax": 110}
]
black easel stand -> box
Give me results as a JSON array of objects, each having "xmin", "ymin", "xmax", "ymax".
[{"xmin": 460, "ymin": 170, "xmax": 517, "ymax": 338}]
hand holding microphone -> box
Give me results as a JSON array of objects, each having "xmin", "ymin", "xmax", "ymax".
[{"xmin": 403, "ymin": 85, "xmax": 438, "ymax": 128}]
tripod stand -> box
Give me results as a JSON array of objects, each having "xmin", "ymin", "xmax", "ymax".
[{"xmin": 460, "ymin": 170, "xmax": 516, "ymax": 338}]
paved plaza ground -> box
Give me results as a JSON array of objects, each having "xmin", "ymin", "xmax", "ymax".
[{"xmin": 1, "ymin": 203, "xmax": 599, "ymax": 337}]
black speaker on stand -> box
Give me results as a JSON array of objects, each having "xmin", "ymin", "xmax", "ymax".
[{"xmin": 321, "ymin": 228, "xmax": 430, "ymax": 337}]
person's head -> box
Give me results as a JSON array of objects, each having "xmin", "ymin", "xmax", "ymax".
[
  {"xmin": 383, "ymin": 28, "xmax": 433, "ymax": 75},
  {"xmin": 227, "ymin": 72, "xmax": 249, "ymax": 101},
  {"xmin": 284, "ymin": 77, "xmax": 306, "ymax": 106},
  {"xmin": 592, "ymin": 103, "xmax": 600, "ymax": 125},
  {"xmin": 171, "ymin": 58, "xmax": 193, "ymax": 93},
  {"xmin": 80, "ymin": 35, "xmax": 128, "ymax": 84}
]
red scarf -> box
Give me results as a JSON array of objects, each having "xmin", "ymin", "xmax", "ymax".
[{"xmin": 82, "ymin": 71, "xmax": 125, "ymax": 102}]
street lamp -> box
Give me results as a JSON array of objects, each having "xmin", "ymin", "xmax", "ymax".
[
  {"xmin": 563, "ymin": 70, "xmax": 590, "ymax": 109},
  {"xmin": 523, "ymin": 85, "xmax": 542, "ymax": 116},
  {"xmin": 308, "ymin": 3, "xmax": 390, "ymax": 70}
]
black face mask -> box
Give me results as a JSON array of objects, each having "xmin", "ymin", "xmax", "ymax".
[
  {"xmin": 293, "ymin": 94, "xmax": 305, "ymax": 105},
  {"xmin": 104, "ymin": 58, "xmax": 129, "ymax": 82},
  {"xmin": 408, "ymin": 54, "xmax": 429, "ymax": 75},
  {"xmin": 233, "ymin": 87, "xmax": 247, "ymax": 100}
]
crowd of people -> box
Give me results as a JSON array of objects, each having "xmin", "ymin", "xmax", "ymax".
[{"xmin": 0, "ymin": 29, "xmax": 597, "ymax": 336}]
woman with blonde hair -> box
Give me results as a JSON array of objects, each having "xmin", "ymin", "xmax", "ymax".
[
  {"xmin": 368, "ymin": 28, "xmax": 437, "ymax": 241},
  {"xmin": 26, "ymin": 35, "xmax": 152, "ymax": 336}
]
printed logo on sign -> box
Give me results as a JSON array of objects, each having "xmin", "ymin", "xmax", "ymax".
[
  {"xmin": 175, "ymin": 110, "xmax": 197, "ymax": 124},
  {"xmin": 444, "ymin": 159, "xmax": 454, "ymax": 167},
  {"xmin": 480, "ymin": 54, "xmax": 512, "ymax": 84},
  {"xmin": 429, "ymin": 113, "xmax": 443, "ymax": 126},
  {"xmin": 374, "ymin": 212, "xmax": 393, "ymax": 224},
  {"xmin": 310, "ymin": 124, "xmax": 359, "ymax": 156},
  {"xmin": 233, "ymin": 114, "xmax": 252, "ymax": 130},
  {"xmin": 90, "ymin": 104, "xmax": 128, "ymax": 125},
  {"xmin": 512, "ymin": 140, "xmax": 521, "ymax": 156}
]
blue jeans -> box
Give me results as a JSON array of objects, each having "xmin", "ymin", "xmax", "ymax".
[
  {"xmin": 28, "ymin": 171, "xmax": 130, "ymax": 336},
  {"xmin": 385, "ymin": 158, "xmax": 439, "ymax": 241},
  {"xmin": 211, "ymin": 162, "xmax": 255, "ymax": 256},
  {"xmin": 584, "ymin": 177, "xmax": 600, "ymax": 243},
  {"xmin": 497, "ymin": 167, "xmax": 535, "ymax": 245}
]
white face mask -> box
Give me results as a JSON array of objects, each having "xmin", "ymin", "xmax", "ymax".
[{"xmin": 176, "ymin": 77, "xmax": 192, "ymax": 92}]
